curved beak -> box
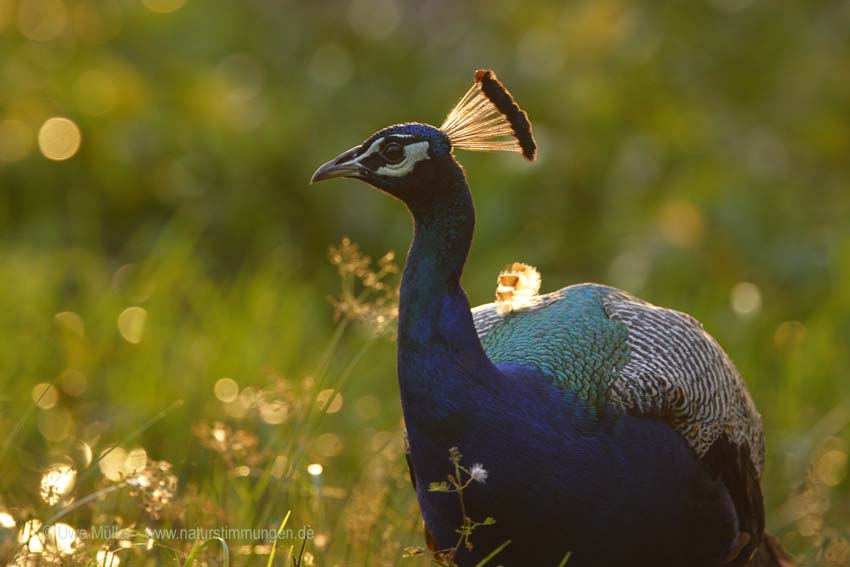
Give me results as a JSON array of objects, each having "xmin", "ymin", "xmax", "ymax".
[{"xmin": 310, "ymin": 146, "xmax": 368, "ymax": 184}]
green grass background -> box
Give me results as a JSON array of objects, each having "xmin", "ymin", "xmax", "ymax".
[{"xmin": 1, "ymin": 0, "xmax": 849, "ymax": 565}]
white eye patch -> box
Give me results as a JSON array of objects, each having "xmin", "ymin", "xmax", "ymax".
[
  {"xmin": 340, "ymin": 135, "xmax": 430, "ymax": 178},
  {"xmin": 375, "ymin": 140, "xmax": 430, "ymax": 177},
  {"xmin": 353, "ymin": 137, "xmax": 387, "ymax": 163},
  {"xmin": 349, "ymin": 134, "xmax": 413, "ymax": 164}
]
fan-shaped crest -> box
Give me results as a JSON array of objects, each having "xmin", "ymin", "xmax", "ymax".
[{"xmin": 440, "ymin": 70, "xmax": 537, "ymax": 161}]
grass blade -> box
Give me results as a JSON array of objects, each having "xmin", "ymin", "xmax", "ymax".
[
  {"xmin": 266, "ymin": 510, "xmax": 292, "ymax": 567},
  {"xmin": 473, "ymin": 540, "xmax": 511, "ymax": 567},
  {"xmin": 182, "ymin": 537, "xmax": 230, "ymax": 567}
]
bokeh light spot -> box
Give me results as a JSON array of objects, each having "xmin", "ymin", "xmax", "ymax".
[
  {"xmin": 0, "ymin": 510, "xmax": 16, "ymax": 528},
  {"xmin": 49, "ymin": 522, "xmax": 79, "ymax": 555},
  {"xmin": 19, "ymin": 519, "xmax": 45, "ymax": 552},
  {"xmin": 38, "ymin": 117, "xmax": 82, "ymax": 161},
  {"xmin": 259, "ymin": 399, "xmax": 287, "ymax": 424},
  {"xmin": 354, "ymin": 395, "xmax": 380, "ymax": 420},
  {"xmin": 314, "ymin": 533, "xmax": 329, "ymax": 550},
  {"xmin": 730, "ymin": 282, "xmax": 762, "ymax": 316},
  {"xmin": 60, "ymin": 370, "xmax": 88, "ymax": 396},
  {"xmin": 37, "ymin": 406, "xmax": 73, "ymax": 442},
  {"xmin": 40, "ymin": 464, "xmax": 76, "ymax": 505},
  {"xmin": 125, "ymin": 447, "xmax": 148, "ymax": 474},
  {"xmin": 773, "ymin": 320, "xmax": 807, "ymax": 349},
  {"xmin": 316, "ymin": 433, "xmax": 344, "ymax": 457},
  {"xmin": 316, "ymin": 389, "xmax": 343, "ymax": 414},
  {"xmin": 117, "ymin": 306, "xmax": 147, "ymax": 344},
  {"xmin": 97, "ymin": 547, "xmax": 121, "ymax": 566},
  {"xmin": 142, "ymin": 0, "xmax": 186, "ymax": 14},
  {"xmin": 99, "ymin": 447, "xmax": 128, "ymax": 481},
  {"xmin": 54, "ymin": 310, "xmax": 85, "ymax": 336},
  {"xmin": 214, "ymin": 377, "xmax": 239, "ymax": 402},
  {"xmin": 239, "ymin": 385, "xmax": 257, "ymax": 408},
  {"xmin": 32, "ymin": 382, "xmax": 59, "ymax": 409},
  {"xmin": 72, "ymin": 440, "xmax": 94, "ymax": 469},
  {"xmin": 656, "ymin": 199, "xmax": 704, "ymax": 248},
  {"xmin": 271, "ymin": 455, "xmax": 287, "ymax": 478},
  {"xmin": 17, "ymin": 0, "xmax": 68, "ymax": 41},
  {"xmin": 307, "ymin": 463, "xmax": 323, "ymax": 476},
  {"xmin": 212, "ymin": 424, "xmax": 226, "ymax": 443},
  {"xmin": 815, "ymin": 449, "xmax": 847, "ymax": 487}
]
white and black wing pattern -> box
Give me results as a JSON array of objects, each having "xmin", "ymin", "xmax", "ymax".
[{"xmin": 600, "ymin": 289, "xmax": 765, "ymax": 474}]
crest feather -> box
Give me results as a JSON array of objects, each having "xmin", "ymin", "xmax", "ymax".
[
  {"xmin": 440, "ymin": 70, "xmax": 537, "ymax": 161},
  {"xmin": 495, "ymin": 262, "xmax": 542, "ymax": 314}
]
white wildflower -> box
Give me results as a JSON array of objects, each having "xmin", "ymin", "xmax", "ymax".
[{"xmin": 469, "ymin": 463, "xmax": 488, "ymax": 484}]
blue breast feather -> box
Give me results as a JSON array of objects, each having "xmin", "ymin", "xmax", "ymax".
[{"xmin": 408, "ymin": 360, "xmax": 738, "ymax": 567}]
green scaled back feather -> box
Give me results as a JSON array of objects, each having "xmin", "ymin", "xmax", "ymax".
[{"xmin": 480, "ymin": 284, "xmax": 630, "ymax": 409}]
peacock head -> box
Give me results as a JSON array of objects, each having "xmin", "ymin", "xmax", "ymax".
[{"xmin": 311, "ymin": 70, "xmax": 537, "ymax": 203}]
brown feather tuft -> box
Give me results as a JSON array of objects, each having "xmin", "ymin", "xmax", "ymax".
[{"xmin": 495, "ymin": 262, "xmax": 541, "ymax": 314}]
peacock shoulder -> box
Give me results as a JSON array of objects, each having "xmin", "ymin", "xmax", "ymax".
[
  {"xmin": 474, "ymin": 281, "xmax": 631, "ymax": 408},
  {"xmin": 471, "ymin": 273, "xmax": 765, "ymax": 477}
]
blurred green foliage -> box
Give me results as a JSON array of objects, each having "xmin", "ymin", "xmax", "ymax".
[{"xmin": 1, "ymin": 0, "xmax": 849, "ymax": 565}]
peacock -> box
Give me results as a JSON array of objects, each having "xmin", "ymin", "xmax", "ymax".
[{"xmin": 312, "ymin": 70, "xmax": 793, "ymax": 567}]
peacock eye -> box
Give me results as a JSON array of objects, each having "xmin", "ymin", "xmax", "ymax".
[{"xmin": 381, "ymin": 142, "xmax": 405, "ymax": 164}]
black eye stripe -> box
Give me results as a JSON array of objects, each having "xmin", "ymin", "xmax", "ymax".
[
  {"xmin": 353, "ymin": 135, "xmax": 416, "ymax": 170},
  {"xmin": 360, "ymin": 153, "xmax": 383, "ymax": 170},
  {"xmin": 353, "ymin": 136, "xmax": 408, "ymax": 160}
]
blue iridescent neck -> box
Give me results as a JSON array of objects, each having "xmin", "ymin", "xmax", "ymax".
[
  {"xmin": 394, "ymin": 159, "xmax": 500, "ymax": 539},
  {"xmin": 398, "ymin": 159, "xmax": 478, "ymax": 350},
  {"xmin": 396, "ymin": 157, "xmax": 494, "ymax": 426}
]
